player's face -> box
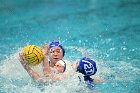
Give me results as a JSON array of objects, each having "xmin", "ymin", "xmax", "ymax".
[
  {"xmin": 55, "ymin": 63, "xmax": 64, "ymax": 73},
  {"xmin": 49, "ymin": 46, "xmax": 63, "ymax": 64}
]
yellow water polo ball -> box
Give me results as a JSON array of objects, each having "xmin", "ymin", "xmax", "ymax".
[{"xmin": 23, "ymin": 45, "xmax": 43, "ymax": 66}]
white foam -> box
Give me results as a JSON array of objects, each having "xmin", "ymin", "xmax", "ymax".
[{"xmin": 0, "ymin": 47, "xmax": 140, "ymax": 93}]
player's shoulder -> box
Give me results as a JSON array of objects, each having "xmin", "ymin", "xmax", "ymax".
[
  {"xmin": 63, "ymin": 60, "xmax": 74, "ymax": 72},
  {"xmin": 63, "ymin": 60, "xmax": 72, "ymax": 65}
]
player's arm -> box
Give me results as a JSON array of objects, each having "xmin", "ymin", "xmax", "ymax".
[
  {"xmin": 94, "ymin": 78, "xmax": 103, "ymax": 83},
  {"xmin": 43, "ymin": 55, "xmax": 51, "ymax": 76},
  {"xmin": 42, "ymin": 44, "xmax": 52, "ymax": 77},
  {"xmin": 50, "ymin": 72, "xmax": 67, "ymax": 81},
  {"xmin": 19, "ymin": 53, "xmax": 41, "ymax": 81}
]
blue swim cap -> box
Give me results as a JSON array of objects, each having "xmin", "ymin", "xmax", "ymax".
[
  {"xmin": 77, "ymin": 57, "xmax": 97, "ymax": 76},
  {"xmin": 49, "ymin": 40, "xmax": 65, "ymax": 56}
]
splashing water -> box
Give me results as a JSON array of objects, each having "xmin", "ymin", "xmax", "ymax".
[
  {"xmin": 0, "ymin": 48, "xmax": 93, "ymax": 93},
  {"xmin": 0, "ymin": 47, "xmax": 140, "ymax": 93},
  {"xmin": 0, "ymin": 0, "xmax": 140, "ymax": 93}
]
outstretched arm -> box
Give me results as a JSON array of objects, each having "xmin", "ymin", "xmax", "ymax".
[
  {"xmin": 42, "ymin": 44, "xmax": 51, "ymax": 77},
  {"xmin": 43, "ymin": 56, "xmax": 51, "ymax": 76},
  {"xmin": 19, "ymin": 53, "xmax": 41, "ymax": 81},
  {"xmin": 94, "ymin": 78, "xmax": 103, "ymax": 83}
]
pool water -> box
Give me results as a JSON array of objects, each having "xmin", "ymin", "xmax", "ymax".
[{"xmin": 0, "ymin": 0, "xmax": 140, "ymax": 93}]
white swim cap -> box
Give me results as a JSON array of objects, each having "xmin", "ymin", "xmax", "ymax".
[
  {"xmin": 56, "ymin": 60, "xmax": 66, "ymax": 72},
  {"xmin": 57, "ymin": 60, "xmax": 65, "ymax": 66}
]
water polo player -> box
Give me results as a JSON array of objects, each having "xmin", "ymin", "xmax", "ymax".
[
  {"xmin": 76, "ymin": 57, "xmax": 97, "ymax": 89},
  {"xmin": 19, "ymin": 40, "xmax": 67, "ymax": 81},
  {"xmin": 43, "ymin": 40, "xmax": 73, "ymax": 76}
]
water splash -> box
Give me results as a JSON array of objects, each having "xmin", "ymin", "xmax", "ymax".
[{"xmin": 0, "ymin": 47, "xmax": 140, "ymax": 93}]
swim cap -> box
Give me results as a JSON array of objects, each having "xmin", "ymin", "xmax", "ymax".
[
  {"xmin": 56, "ymin": 60, "xmax": 66, "ymax": 72},
  {"xmin": 49, "ymin": 40, "xmax": 65, "ymax": 56},
  {"xmin": 77, "ymin": 57, "xmax": 97, "ymax": 76}
]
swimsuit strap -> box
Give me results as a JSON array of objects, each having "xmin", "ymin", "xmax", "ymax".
[{"xmin": 61, "ymin": 60, "xmax": 66, "ymax": 72}]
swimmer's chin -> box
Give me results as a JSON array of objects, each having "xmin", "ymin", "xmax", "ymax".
[{"xmin": 53, "ymin": 58, "xmax": 60, "ymax": 62}]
